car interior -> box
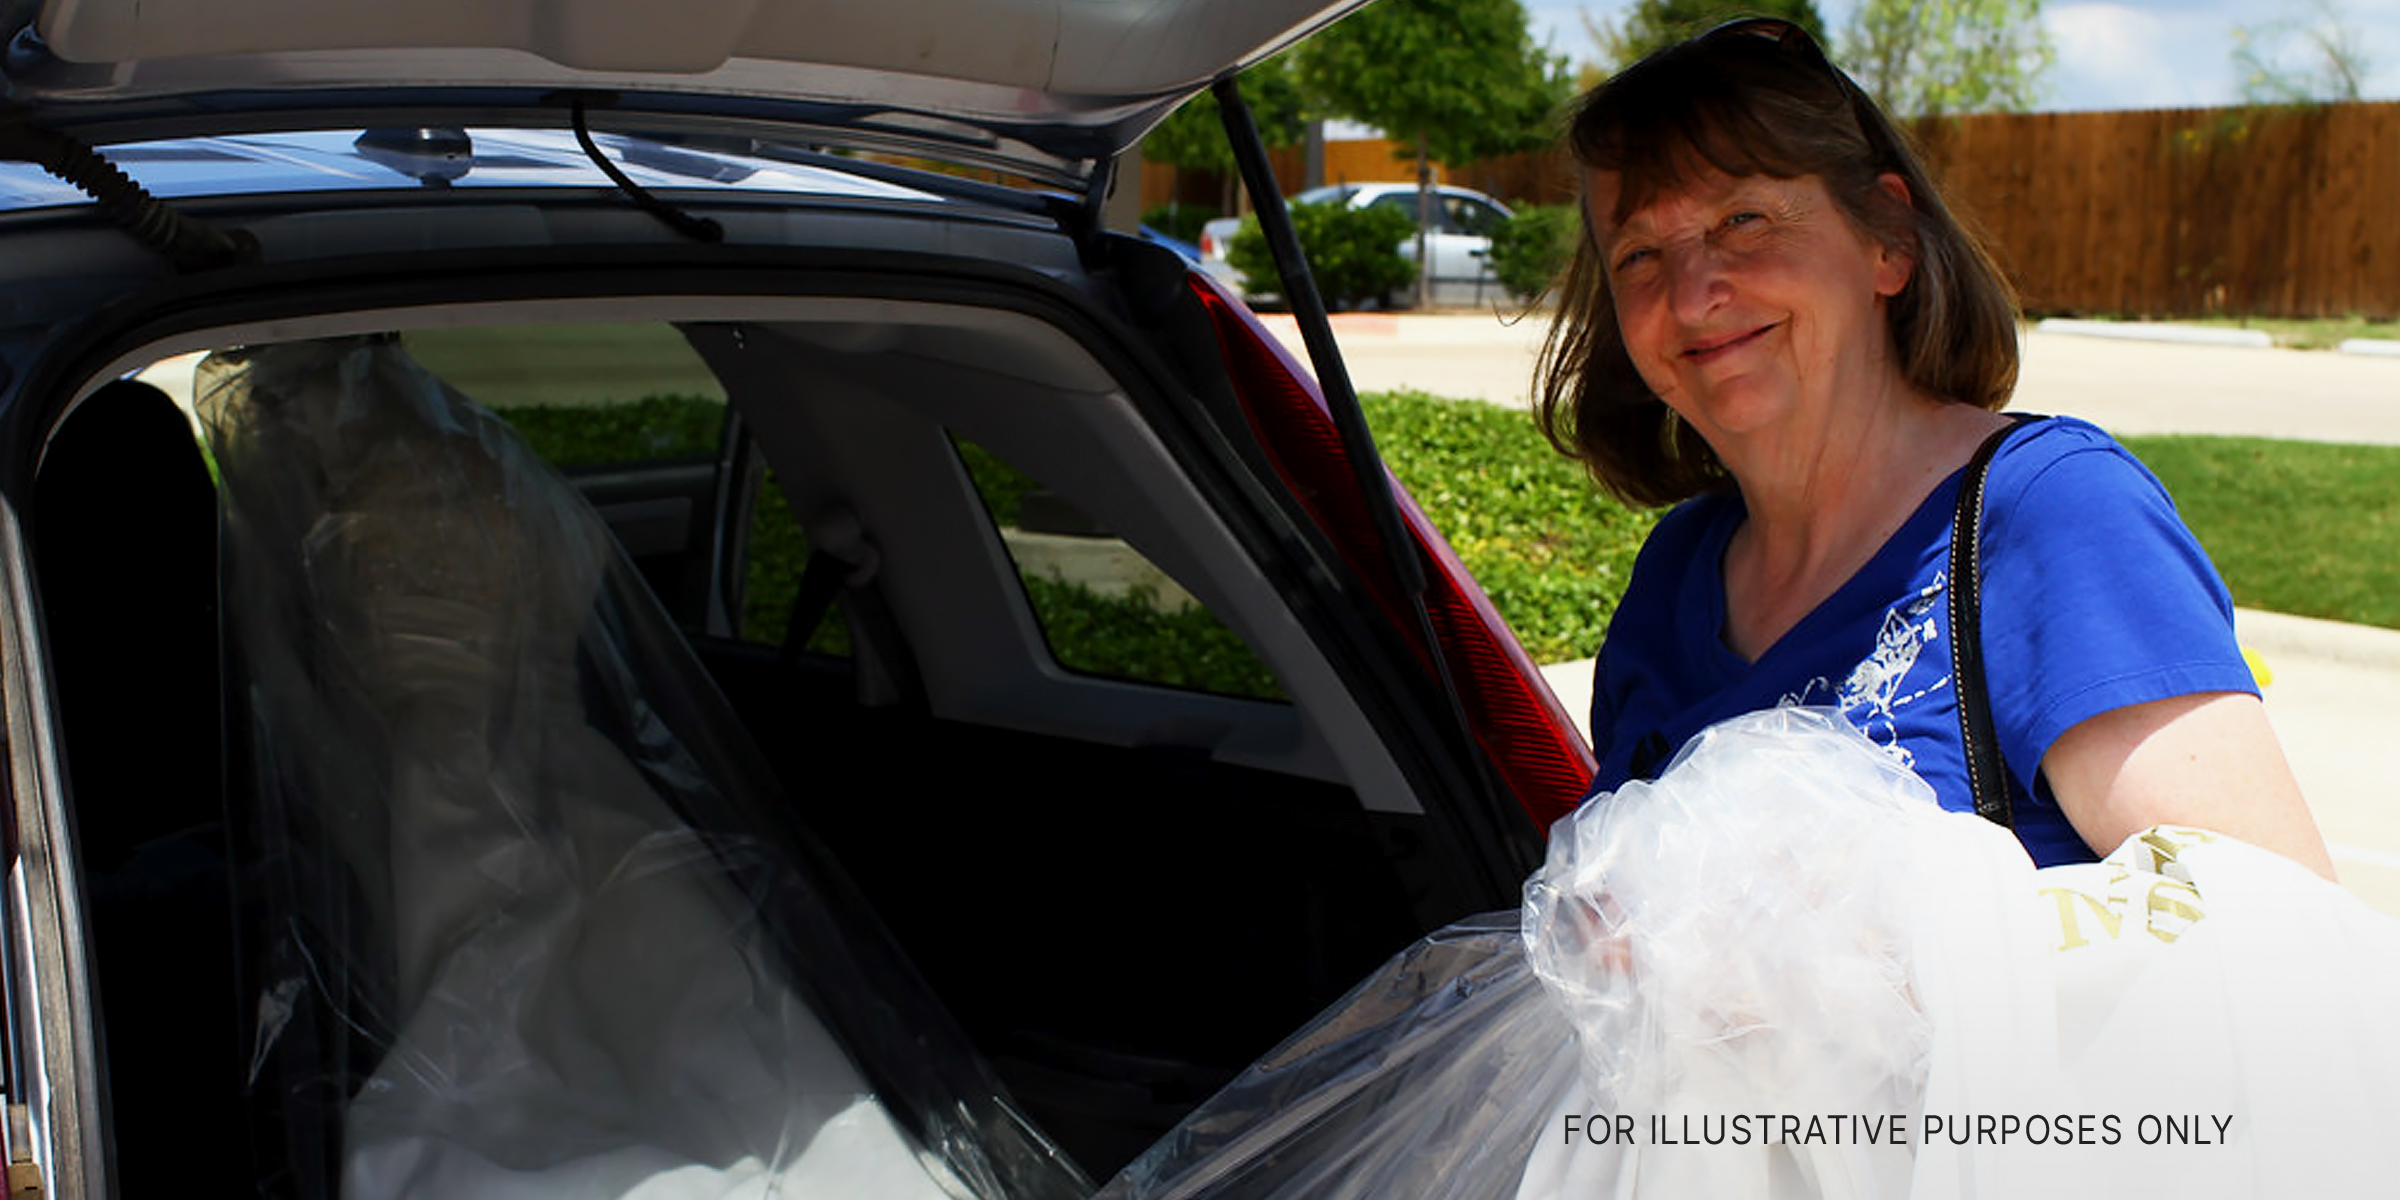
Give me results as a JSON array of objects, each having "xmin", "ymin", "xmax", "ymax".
[{"xmin": 26, "ymin": 284, "xmax": 1507, "ymax": 1196}]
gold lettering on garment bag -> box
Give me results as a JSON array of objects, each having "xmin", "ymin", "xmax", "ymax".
[
  {"xmin": 2143, "ymin": 879, "xmax": 2204, "ymax": 944},
  {"xmin": 2040, "ymin": 886, "xmax": 2125, "ymax": 950},
  {"xmin": 2035, "ymin": 827, "xmax": 2218, "ymax": 952}
]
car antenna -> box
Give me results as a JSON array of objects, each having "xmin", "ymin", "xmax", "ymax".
[{"xmin": 1212, "ymin": 75, "xmax": 1525, "ymax": 876}]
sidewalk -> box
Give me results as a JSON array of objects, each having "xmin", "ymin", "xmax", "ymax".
[{"xmin": 1285, "ymin": 309, "xmax": 2400, "ymax": 918}]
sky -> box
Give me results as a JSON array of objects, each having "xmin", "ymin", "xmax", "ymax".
[{"xmin": 1526, "ymin": 0, "xmax": 2400, "ymax": 113}]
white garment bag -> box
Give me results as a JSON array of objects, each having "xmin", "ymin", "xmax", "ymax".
[{"xmin": 1102, "ymin": 708, "xmax": 2400, "ymax": 1200}]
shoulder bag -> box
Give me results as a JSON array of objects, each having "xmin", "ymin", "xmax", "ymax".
[{"xmin": 1947, "ymin": 415, "xmax": 2037, "ymax": 828}]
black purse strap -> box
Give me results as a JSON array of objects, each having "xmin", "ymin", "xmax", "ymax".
[{"xmin": 1948, "ymin": 416, "xmax": 2034, "ymax": 828}]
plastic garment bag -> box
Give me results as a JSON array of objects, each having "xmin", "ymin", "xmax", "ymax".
[
  {"xmin": 1100, "ymin": 707, "xmax": 2400, "ymax": 1200},
  {"xmin": 201, "ymin": 337, "xmax": 1085, "ymax": 1200}
]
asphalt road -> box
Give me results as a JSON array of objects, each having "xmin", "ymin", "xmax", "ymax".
[{"xmin": 1270, "ymin": 312, "xmax": 2400, "ymax": 917}]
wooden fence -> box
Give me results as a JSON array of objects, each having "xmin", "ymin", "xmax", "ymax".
[
  {"xmin": 1138, "ymin": 139, "xmax": 1477, "ymax": 213},
  {"xmin": 1140, "ymin": 101, "xmax": 2400, "ymax": 321},
  {"xmin": 1912, "ymin": 103, "xmax": 2400, "ymax": 320}
]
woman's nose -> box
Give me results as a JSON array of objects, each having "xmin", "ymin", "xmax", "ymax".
[{"xmin": 1667, "ymin": 243, "xmax": 1731, "ymax": 324}]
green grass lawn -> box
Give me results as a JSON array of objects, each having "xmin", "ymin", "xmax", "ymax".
[
  {"xmin": 2121, "ymin": 435, "xmax": 2400, "ymax": 631},
  {"xmin": 1362, "ymin": 395, "xmax": 2400, "ymax": 657}
]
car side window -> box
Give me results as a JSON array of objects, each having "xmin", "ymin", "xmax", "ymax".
[
  {"xmin": 1368, "ymin": 192, "xmax": 1418, "ymax": 224},
  {"xmin": 402, "ymin": 324, "xmax": 847, "ymax": 655},
  {"xmin": 1445, "ymin": 196, "xmax": 1506, "ymax": 238},
  {"xmin": 950, "ymin": 434, "xmax": 1287, "ymax": 702}
]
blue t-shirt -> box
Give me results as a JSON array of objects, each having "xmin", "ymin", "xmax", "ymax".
[{"xmin": 1587, "ymin": 416, "xmax": 2255, "ymax": 867}]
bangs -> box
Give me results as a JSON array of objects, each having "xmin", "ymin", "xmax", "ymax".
[{"xmin": 1569, "ymin": 37, "xmax": 1865, "ymax": 225}]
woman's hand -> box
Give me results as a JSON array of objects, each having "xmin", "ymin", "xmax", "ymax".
[{"xmin": 2043, "ymin": 691, "xmax": 2338, "ymax": 880}]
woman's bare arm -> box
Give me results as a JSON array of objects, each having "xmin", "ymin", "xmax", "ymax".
[{"xmin": 2042, "ymin": 691, "xmax": 2337, "ymax": 879}]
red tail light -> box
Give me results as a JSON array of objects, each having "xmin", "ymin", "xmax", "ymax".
[{"xmin": 1186, "ymin": 276, "xmax": 1595, "ymax": 832}]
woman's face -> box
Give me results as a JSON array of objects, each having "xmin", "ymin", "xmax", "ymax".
[{"xmin": 1589, "ymin": 166, "xmax": 1912, "ymax": 448}]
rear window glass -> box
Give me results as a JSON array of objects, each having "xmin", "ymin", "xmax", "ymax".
[
  {"xmin": 402, "ymin": 324, "xmax": 840, "ymax": 654},
  {"xmin": 402, "ymin": 324, "xmax": 727, "ymax": 465}
]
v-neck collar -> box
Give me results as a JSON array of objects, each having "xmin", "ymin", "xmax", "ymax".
[{"xmin": 1693, "ymin": 462, "xmax": 1976, "ymax": 675}]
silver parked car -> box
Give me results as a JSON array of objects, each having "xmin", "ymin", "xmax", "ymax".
[
  {"xmin": 1198, "ymin": 182, "xmax": 1515, "ymax": 308},
  {"xmin": 0, "ymin": 0, "xmax": 1591, "ymax": 1197}
]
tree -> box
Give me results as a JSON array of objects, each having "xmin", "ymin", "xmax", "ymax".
[
  {"xmin": 1295, "ymin": 0, "xmax": 1569, "ymax": 306},
  {"xmin": 2233, "ymin": 0, "xmax": 2371, "ymax": 106},
  {"xmin": 1582, "ymin": 0, "xmax": 1829, "ymax": 77},
  {"xmin": 1839, "ymin": 0, "xmax": 2054, "ymax": 118},
  {"xmin": 1141, "ymin": 56, "xmax": 1308, "ymax": 218}
]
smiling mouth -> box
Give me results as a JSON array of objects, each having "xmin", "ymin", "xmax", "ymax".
[{"xmin": 1683, "ymin": 323, "xmax": 1777, "ymax": 361}]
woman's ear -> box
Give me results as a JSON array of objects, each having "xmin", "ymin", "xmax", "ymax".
[{"xmin": 1871, "ymin": 171, "xmax": 1916, "ymax": 297}]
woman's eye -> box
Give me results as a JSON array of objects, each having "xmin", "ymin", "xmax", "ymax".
[
  {"xmin": 1724, "ymin": 210, "xmax": 1766, "ymax": 229},
  {"xmin": 1612, "ymin": 246, "xmax": 1655, "ymax": 272}
]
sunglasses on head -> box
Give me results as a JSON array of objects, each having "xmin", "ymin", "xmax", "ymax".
[
  {"xmin": 1694, "ymin": 16, "xmax": 1895, "ymax": 151},
  {"xmin": 1699, "ymin": 16, "xmax": 1844, "ymax": 80}
]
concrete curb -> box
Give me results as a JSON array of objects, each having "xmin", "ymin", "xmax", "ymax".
[
  {"xmin": 1256, "ymin": 310, "xmax": 1549, "ymax": 344},
  {"xmin": 2034, "ymin": 318, "xmax": 2273, "ymax": 348},
  {"xmin": 2338, "ymin": 338, "xmax": 2400, "ymax": 358},
  {"xmin": 1536, "ymin": 659, "xmax": 1593, "ymax": 741},
  {"xmin": 2235, "ymin": 608, "xmax": 2400, "ymax": 673}
]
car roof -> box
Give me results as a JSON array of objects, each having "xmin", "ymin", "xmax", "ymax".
[
  {"xmin": 14, "ymin": 0, "xmax": 1374, "ymax": 190},
  {"xmin": 1297, "ymin": 182, "xmax": 1505, "ymax": 203},
  {"xmin": 0, "ymin": 128, "xmax": 945, "ymax": 213}
]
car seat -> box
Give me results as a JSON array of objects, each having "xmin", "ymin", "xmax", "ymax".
[{"xmin": 32, "ymin": 375, "xmax": 248, "ymax": 1198}]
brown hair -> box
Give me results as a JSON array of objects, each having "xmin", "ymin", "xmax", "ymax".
[{"xmin": 1533, "ymin": 20, "xmax": 2020, "ymax": 508}]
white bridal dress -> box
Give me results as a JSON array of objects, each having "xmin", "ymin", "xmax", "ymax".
[{"xmin": 201, "ymin": 337, "xmax": 1079, "ymax": 1200}]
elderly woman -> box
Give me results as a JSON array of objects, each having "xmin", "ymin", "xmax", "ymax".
[{"xmin": 1537, "ymin": 19, "xmax": 2334, "ymax": 875}]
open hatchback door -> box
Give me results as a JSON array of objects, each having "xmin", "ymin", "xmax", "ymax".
[
  {"xmin": 0, "ymin": 2, "xmax": 1593, "ymax": 1197},
  {"xmin": 14, "ymin": 0, "xmax": 1362, "ymax": 196}
]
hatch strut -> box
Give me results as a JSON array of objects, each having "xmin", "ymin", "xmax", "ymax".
[
  {"xmin": 1041, "ymin": 154, "xmax": 1115, "ymax": 266},
  {"xmin": 1211, "ymin": 77, "xmax": 1524, "ymax": 873}
]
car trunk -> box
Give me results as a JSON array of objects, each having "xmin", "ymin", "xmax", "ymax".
[{"xmin": 20, "ymin": 232, "xmax": 1519, "ymax": 1195}]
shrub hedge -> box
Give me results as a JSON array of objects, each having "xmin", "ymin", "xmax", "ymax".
[
  {"xmin": 1489, "ymin": 204, "xmax": 1580, "ymax": 302},
  {"xmin": 1140, "ymin": 202, "xmax": 1218, "ymax": 246},
  {"xmin": 1361, "ymin": 389, "xmax": 1652, "ymax": 664},
  {"xmin": 1225, "ymin": 201, "xmax": 1417, "ymax": 310}
]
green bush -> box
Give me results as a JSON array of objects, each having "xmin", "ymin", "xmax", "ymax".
[
  {"xmin": 1362, "ymin": 389, "xmax": 1656, "ymax": 664},
  {"xmin": 1021, "ymin": 575, "xmax": 1285, "ymax": 700},
  {"xmin": 1140, "ymin": 202, "xmax": 1218, "ymax": 246},
  {"xmin": 499, "ymin": 394, "xmax": 725, "ymax": 467},
  {"xmin": 1226, "ymin": 201, "xmax": 1417, "ymax": 310},
  {"xmin": 736, "ymin": 468, "xmax": 851, "ymax": 654},
  {"xmin": 1489, "ymin": 204, "xmax": 1580, "ymax": 302},
  {"xmin": 954, "ymin": 439, "xmax": 1036, "ymax": 526}
]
